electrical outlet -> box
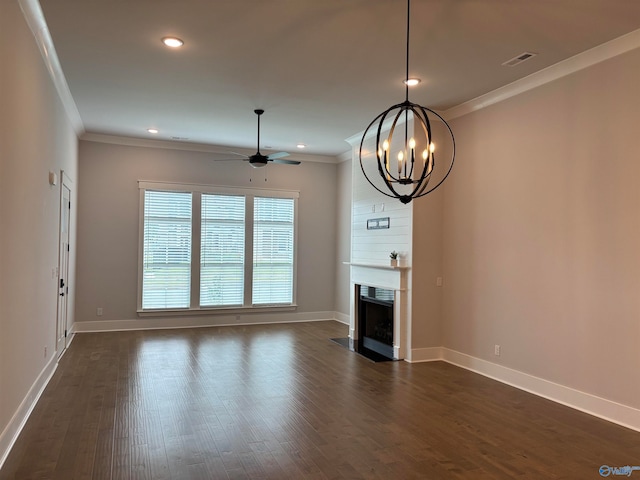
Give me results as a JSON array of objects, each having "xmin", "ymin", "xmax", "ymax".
[
  {"xmin": 494, "ymin": 344, "xmax": 501, "ymax": 356},
  {"xmin": 436, "ymin": 277, "xmax": 443, "ymax": 287},
  {"xmin": 97, "ymin": 307, "xmax": 103, "ymax": 316}
]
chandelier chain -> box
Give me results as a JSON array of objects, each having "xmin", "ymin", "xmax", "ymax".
[
  {"xmin": 358, "ymin": 0, "xmax": 455, "ymax": 204},
  {"xmin": 405, "ymin": 0, "xmax": 410, "ymax": 102}
]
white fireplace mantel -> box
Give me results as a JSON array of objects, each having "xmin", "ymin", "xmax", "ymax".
[
  {"xmin": 345, "ymin": 261, "xmax": 410, "ymax": 271},
  {"xmin": 344, "ymin": 261, "xmax": 409, "ymax": 289},
  {"xmin": 348, "ymin": 262, "xmax": 410, "ymax": 360}
]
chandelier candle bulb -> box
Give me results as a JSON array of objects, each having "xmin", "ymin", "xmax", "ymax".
[
  {"xmin": 385, "ymin": 150, "xmax": 391, "ymax": 181},
  {"xmin": 383, "ymin": 141, "xmax": 389, "ymax": 166}
]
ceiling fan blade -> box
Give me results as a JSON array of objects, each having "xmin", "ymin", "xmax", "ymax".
[
  {"xmin": 211, "ymin": 151, "xmax": 246, "ymax": 157},
  {"xmin": 272, "ymin": 158, "xmax": 301, "ymax": 165},
  {"xmin": 211, "ymin": 158, "xmax": 246, "ymax": 162},
  {"xmin": 267, "ymin": 151, "xmax": 290, "ymax": 160}
]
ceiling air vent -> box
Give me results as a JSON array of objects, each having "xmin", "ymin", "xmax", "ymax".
[{"xmin": 502, "ymin": 52, "xmax": 537, "ymax": 67}]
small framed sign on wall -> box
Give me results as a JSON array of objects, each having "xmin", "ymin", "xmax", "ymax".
[{"xmin": 367, "ymin": 217, "xmax": 390, "ymax": 230}]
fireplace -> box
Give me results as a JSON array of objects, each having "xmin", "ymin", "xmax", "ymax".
[
  {"xmin": 349, "ymin": 262, "xmax": 408, "ymax": 360},
  {"xmin": 358, "ymin": 286, "xmax": 394, "ymax": 359}
]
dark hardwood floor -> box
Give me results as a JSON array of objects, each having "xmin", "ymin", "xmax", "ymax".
[{"xmin": 1, "ymin": 320, "xmax": 638, "ymax": 479}]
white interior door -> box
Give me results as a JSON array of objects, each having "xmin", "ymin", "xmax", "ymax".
[{"xmin": 56, "ymin": 174, "xmax": 71, "ymax": 357}]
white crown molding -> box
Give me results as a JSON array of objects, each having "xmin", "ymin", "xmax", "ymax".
[
  {"xmin": 344, "ymin": 28, "xmax": 640, "ymax": 142},
  {"xmin": 18, "ymin": 0, "xmax": 84, "ymax": 136},
  {"xmin": 344, "ymin": 112, "xmax": 413, "ymax": 149},
  {"xmin": 444, "ymin": 28, "xmax": 640, "ymax": 120},
  {"xmin": 337, "ymin": 150, "xmax": 353, "ymax": 163},
  {"xmin": 81, "ymin": 132, "xmax": 342, "ymax": 164}
]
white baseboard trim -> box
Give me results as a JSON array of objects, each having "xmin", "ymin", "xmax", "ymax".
[
  {"xmin": 440, "ymin": 348, "xmax": 640, "ymax": 433},
  {"xmin": 61, "ymin": 326, "xmax": 76, "ymax": 357},
  {"xmin": 333, "ymin": 311, "xmax": 350, "ymax": 325},
  {"xmin": 0, "ymin": 314, "xmax": 343, "ymax": 468},
  {"xmin": 73, "ymin": 311, "xmax": 341, "ymax": 333},
  {"xmin": 0, "ymin": 355, "xmax": 58, "ymax": 470},
  {"xmin": 406, "ymin": 346, "xmax": 444, "ymax": 363}
]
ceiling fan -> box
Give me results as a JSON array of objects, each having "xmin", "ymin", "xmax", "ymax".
[{"xmin": 215, "ymin": 109, "xmax": 301, "ymax": 168}]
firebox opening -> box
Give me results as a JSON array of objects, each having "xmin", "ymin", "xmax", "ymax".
[{"xmin": 358, "ymin": 286, "xmax": 394, "ymax": 360}]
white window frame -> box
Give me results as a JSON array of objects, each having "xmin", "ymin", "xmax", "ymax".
[{"xmin": 137, "ymin": 181, "xmax": 299, "ymax": 315}]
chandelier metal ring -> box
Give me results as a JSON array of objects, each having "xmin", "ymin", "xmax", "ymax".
[{"xmin": 359, "ymin": 100, "xmax": 455, "ymax": 204}]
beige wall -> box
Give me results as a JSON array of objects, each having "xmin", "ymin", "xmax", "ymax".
[
  {"xmin": 75, "ymin": 140, "xmax": 337, "ymax": 325},
  {"xmin": 443, "ymin": 48, "xmax": 640, "ymax": 409},
  {"xmin": 334, "ymin": 157, "xmax": 352, "ymax": 317},
  {"xmin": 0, "ymin": 0, "xmax": 78, "ymax": 448},
  {"xmin": 410, "ymin": 120, "xmax": 453, "ymax": 350},
  {"xmin": 410, "ymin": 189, "xmax": 444, "ymax": 349}
]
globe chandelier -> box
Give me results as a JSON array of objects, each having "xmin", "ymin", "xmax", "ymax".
[{"xmin": 359, "ymin": 0, "xmax": 455, "ymax": 204}]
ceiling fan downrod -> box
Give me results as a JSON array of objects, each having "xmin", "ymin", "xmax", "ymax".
[{"xmin": 254, "ymin": 109, "xmax": 264, "ymax": 154}]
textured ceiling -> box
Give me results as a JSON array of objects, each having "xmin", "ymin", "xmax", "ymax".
[{"xmin": 39, "ymin": 0, "xmax": 640, "ymax": 156}]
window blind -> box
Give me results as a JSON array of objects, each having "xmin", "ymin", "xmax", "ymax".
[
  {"xmin": 142, "ymin": 190, "xmax": 192, "ymax": 309},
  {"xmin": 252, "ymin": 197, "xmax": 294, "ymax": 305},
  {"xmin": 200, "ymin": 194, "xmax": 245, "ymax": 306}
]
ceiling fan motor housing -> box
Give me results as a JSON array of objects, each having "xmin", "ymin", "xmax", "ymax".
[{"xmin": 249, "ymin": 153, "xmax": 269, "ymax": 167}]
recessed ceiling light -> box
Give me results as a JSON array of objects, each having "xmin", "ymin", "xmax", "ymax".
[
  {"xmin": 404, "ymin": 78, "xmax": 421, "ymax": 86},
  {"xmin": 161, "ymin": 37, "xmax": 184, "ymax": 48},
  {"xmin": 147, "ymin": 128, "xmax": 159, "ymax": 134},
  {"xmin": 297, "ymin": 144, "xmax": 306, "ymax": 149}
]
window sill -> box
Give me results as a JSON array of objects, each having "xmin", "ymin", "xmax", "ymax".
[{"xmin": 137, "ymin": 304, "xmax": 298, "ymax": 317}]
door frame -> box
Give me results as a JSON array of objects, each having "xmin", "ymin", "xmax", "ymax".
[{"xmin": 56, "ymin": 171, "xmax": 72, "ymax": 357}]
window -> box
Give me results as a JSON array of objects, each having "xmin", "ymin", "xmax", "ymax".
[
  {"xmin": 142, "ymin": 190, "xmax": 192, "ymax": 309},
  {"xmin": 200, "ymin": 194, "xmax": 245, "ymax": 307},
  {"xmin": 253, "ymin": 197, "xmax": 294, "ymax": 305},
  {"xmin": 138, "ymin": 182, "xmax": 298, "ymax": 312}
]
